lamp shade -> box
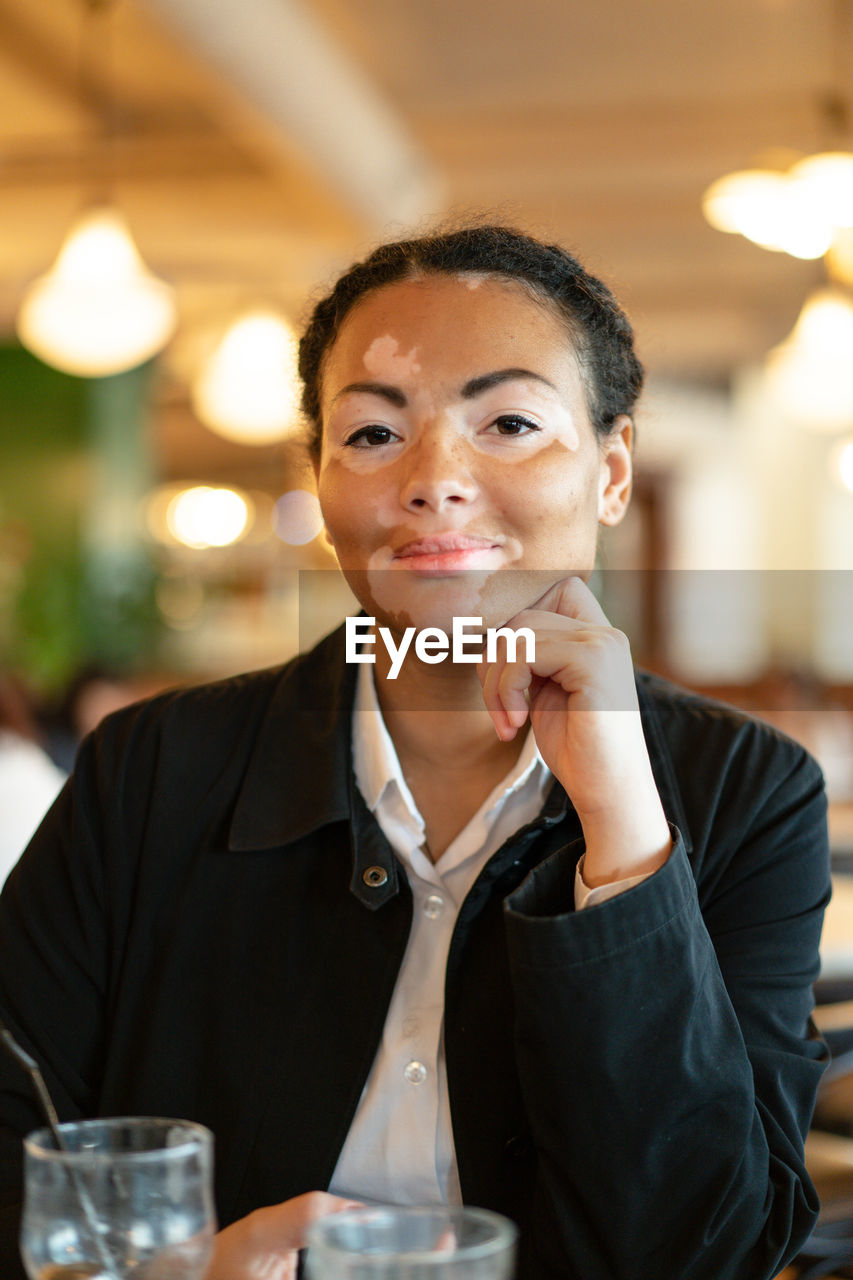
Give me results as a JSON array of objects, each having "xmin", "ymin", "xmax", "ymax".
[
  {"xmin": 702, "ymin": 169, "xmax": 833, "ymax": 260},
  {"xmin": 765, "ymin": 287, "xmax": 853, "ymax": 431},
  {"xmin": 828, "ymin": 228, "xmax": 853, "ymax": 286},
  {"xmin": 16, "ymin": 206, "xmax": 177, "ymax": 377},
  {"xmin": 191, "ymin": 308, "xmax": 301, "ymax": 444},
  {"xmin": 790, "ymin": 152, "xmax": 853, "ymax": 229}
]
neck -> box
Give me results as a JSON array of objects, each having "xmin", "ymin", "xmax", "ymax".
[
  {"xmin": 368, "ymin": 650, "xmax": 530, "ymax": 862},
  {"xmin": 372, "ymin": 648, "xmax": 516, "ymax": 771}
]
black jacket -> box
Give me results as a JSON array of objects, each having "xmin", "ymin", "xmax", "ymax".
[{"xmin": 0, "ymin": 624, "xmax": 831, "ymax": 1279}]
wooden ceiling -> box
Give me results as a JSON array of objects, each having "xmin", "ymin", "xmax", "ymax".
[{"xmin": 0, "ymin": 0, "xmax": 849, "ymax": 487}]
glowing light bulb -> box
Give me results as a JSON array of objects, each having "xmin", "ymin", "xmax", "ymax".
[
  {"xmin": 16, "ymin": 206, "xmax": 177, "ymax": 376},
  {"xmin": 166, "ymin": 486, "xmax": 251, "ymax": 549},
  {"xmin": 828, "ymin": 229, "xmax": 853, "ymax": 285},
  {"xmin": 703, "ymin": 170, "xmax": 786, "ymax": 234},
  {"xmin": 192, "ymin": 309, "xmax": 301, "ymax": 444},
  {"xmin": 766, "ymin": 288, "xmax": 853, "ymax": 431},
  {"xmin": 830, "ymin": 437, "xmax": 853, "ymax": 494},
  {"xmin": 702, "ymin": 169, "xmax": 833, "ymax": 259},
  {"xmin": 791, "ymin": 151, "xmax": 853, "ymax": 229}
]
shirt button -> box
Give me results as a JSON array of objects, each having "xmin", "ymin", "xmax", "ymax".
[
  {"xmin": 423, "ymin": 894, "xmax": 444, "ymax": 919},
  {"xmin": 404, "ymin": 1060, "xmax": 428, "ymax": 1085}
]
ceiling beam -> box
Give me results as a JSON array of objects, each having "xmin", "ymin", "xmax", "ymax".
[
  {"xmin": 0, "ymin": 130, "xmax": 259, "ymax": 186},
  {"xmin": 137, "ymin": 0, "xmax": 443, "ymax": 231}
]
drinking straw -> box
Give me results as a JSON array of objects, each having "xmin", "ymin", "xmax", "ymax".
[{"xmin": 0, "ymin": 1015, "xmax": 120, "ymax": 1279}]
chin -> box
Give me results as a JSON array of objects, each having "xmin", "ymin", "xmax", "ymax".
[
  {"xmin": 365, "ymin": 576, "xmax": 489, "ymax": 637},
  {"xmin": 345, "ymin": 565, "xmax": 578, "ymax": 636}
]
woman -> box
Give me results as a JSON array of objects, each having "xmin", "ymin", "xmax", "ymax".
[{"xmin": 0, "ymin": 226, "xmax": 830, "ymax": 1280}]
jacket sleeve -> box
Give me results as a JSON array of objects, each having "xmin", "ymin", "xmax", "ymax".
[
  {"xmin": 0, "ymin": 714, "xmax": 150, "ymax": 1280},
  {"xmin": 503, "ymin": 730, "xmax": 830, "ymax": 1280}
]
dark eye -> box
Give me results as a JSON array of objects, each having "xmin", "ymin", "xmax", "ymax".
[
  {"xmin": 488, "ymin": 415, "xmax": 541, "ymax": 436},
  {"xmin": 345, "ymin": 425, "xmax": 399, "ymax": 448}
]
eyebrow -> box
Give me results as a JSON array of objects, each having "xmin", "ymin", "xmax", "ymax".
[
  {"xmin": 461, "ymin": 368, "xmax": 558, "ymax": 398},
  {"xmin": 331, "ymin": 381, "xmax": 407, "ymax": 408},
  {"xmin": 330, "ymin": 368, "xmax": 557, "ymax": 409}
]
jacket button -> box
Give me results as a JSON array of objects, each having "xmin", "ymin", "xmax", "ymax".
[{"xmin": 363, "ymin": 865, "xmax": 389, "ymax": 888}]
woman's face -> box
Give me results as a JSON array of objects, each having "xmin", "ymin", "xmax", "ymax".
[{"xmin": 315, "ymin": 274, "xmax": 632, "ymax": 635}]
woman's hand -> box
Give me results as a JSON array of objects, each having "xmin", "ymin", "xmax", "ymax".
[
  {"xmin": 478, "ymin": 576, "xmax": 671, "ymax": 886},
  {"xmin": 204, "ymin": 1191, "xmax": 362, "ymax": 1280}
]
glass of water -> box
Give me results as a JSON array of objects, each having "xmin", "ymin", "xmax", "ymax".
[
  {"xmin": 20, "ymin": 1117, "xmax": 216, "ymax": 1280},
  {"xmin": 304, "ymin": 1205, "xmax": 517, "ymax": 1279}
]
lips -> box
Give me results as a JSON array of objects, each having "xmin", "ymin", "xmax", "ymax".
[
  {"xmin": 392, "ymin": 532, "xmax": 503, "ymax": 575},
  {"xmin": 394, "ymin": 533, "xmax": 499, "ymax": 558}
]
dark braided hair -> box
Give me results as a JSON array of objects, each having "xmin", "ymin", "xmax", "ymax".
[{"xmin": 298, "ymin": 224, "xmax": 643, "ymax": 458}]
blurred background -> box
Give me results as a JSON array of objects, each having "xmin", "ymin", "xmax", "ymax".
[{"xmin": 2, "ymin": 0, "xmax": 853, "ymax": 804}]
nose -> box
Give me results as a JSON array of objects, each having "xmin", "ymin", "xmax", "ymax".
[{"xmin": 398, "ymin": 426, "xmax": 479, "ymax": 513}]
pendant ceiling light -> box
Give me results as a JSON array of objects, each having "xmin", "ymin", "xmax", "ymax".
[
  {"xmin": 191, "ymin": 309, "xmax": 301, "ymax": 445},
  {"xmin": 829, "ymin": 436, "xmax": 853, "ymax": 494},
  {"xmin": 15, "ymin": 0, "xmax": 176, "ymax": 378},
  {"xmin": 702, "ymin": 153, "xmax": 853, "ymax": 261},
  {"xmin": 704, "ymin": 1, "xmax": 853, "ymax": 262},
  {"xmin": 17, "ymin": 205, "xmax": 176, "ymax": 377},
  {"xmin": 765, "ymin": 287, "xmax": 853, "ymax": 431},
  {"xmin": 702, "ymin": 165, "xmax": 838, "ymax": 260},
  {"xmin": 828, "ymin": 227, "xmax": 853, "ymax": 285}
]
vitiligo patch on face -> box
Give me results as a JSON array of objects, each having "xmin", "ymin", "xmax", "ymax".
[
  {"xmin": 499, "ymin": 387, "xmax": 581, "ymax": 455},
  {"xmin": 362, "ymin": 333, "xmax": 422, "ymax": 380},
  {"xmin": 364, "ymin": 554, "xmax": 494, "ymax": 637},
  {"xmin": 360, "ymin": 552, "xmax": 528, "ymax": 641},
  {"xmin": 546, "ymin": 407, "xmax": 580, "ymax": 453},
  {"xmin": 333, "ymin": 445, "xmax": 398, "ymax": 476}
]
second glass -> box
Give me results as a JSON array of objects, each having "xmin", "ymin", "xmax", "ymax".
[{"xmin": 304, "ymin": 1205, "xmax": 517, "ymax": 1279}]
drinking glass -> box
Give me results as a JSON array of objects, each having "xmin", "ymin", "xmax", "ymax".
[
  {"xmin": 304, "ymin": 1205, "xmax": 517, "ymax": 1279},
  {"xmin": 20, "ymin": 1117, "xmax": 216, "ymax": 1280}
]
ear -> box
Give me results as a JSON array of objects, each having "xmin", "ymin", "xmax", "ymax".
[
  {"xmin": 311, "ymin": 455, "xmax": 335, "ymax": 550},
  {"xmin": 597, "ymin": 415, "xmax": 633, "ymax": 527}
]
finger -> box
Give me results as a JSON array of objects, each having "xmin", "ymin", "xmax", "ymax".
[
  {"xmin": 479, "ymin": 627, "xmax": 537, "ymax": 738},
  {"xmin": 525, "ymin": 628, "xmax": 637, "ymax": 711},
  {"xmin": 489, "ymin": 629, "xmax": 615, "ymax": 715},
  {"xmin": 295, "ymin": 1192, "xmax": 364, "ymax": 1227},
  {"xmin": 432, "ymin": 1227, "xmax": 458, "ymax": 1254},
  {"xmin": 480, "ymin": 616, "xmax": 579, "ymax": 736},
  {"xmin": 523, "ymin": 575, "xmax": 611, "ymax": 627},
  {"xmin": 479, "ymin": 651, "xmax": 519, "ymax": 740},
  {"xmin": 495, "ymin": 618, "xmax": 602, "ymax": 684},
  {"xmin": 266, "ymin": 1192, "xmax": 363, "ymax": 1251},
  {"xmin": 494, "ymin": 656, "xmax": 534, "ymax": 729}
]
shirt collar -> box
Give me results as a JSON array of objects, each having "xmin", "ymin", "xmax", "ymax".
[
  {"xmin": 352, "ymin": 662, "xmax": 550, "ymax": 846},
  {"xmin": 352, "ymin": 660, "xmax": 421, "ymax": 822}
]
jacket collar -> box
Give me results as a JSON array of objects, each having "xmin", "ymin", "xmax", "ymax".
[
  {"xmin": 229, "ymin": 623, "xmax": 694, "ymax": 857},
  {"xmin": 229, "ymin": 625, "xmax": 356, "ymax": 851}
]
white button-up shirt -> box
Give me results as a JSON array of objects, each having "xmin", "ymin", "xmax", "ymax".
[{"xmin": 328, "ymin": 665, "xmax": 648, "ymax": 1205}]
